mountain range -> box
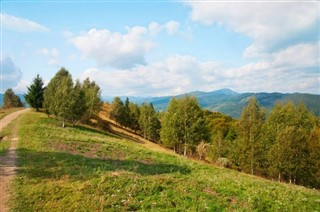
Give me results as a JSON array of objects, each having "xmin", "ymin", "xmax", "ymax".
[
  {"xmin": 1, "ymin": 89, "xmax": 319, "ymax": 119},
  {"xmin": 103, "ymin": 89, "xmax": 320, "ymax": 118}
]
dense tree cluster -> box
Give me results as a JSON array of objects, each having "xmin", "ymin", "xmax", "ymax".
[
  {"xmin": 111, "ymin": 95, "xmax": 319, "ymax": 188},
  {"xmin": 2, "ymin": 88, "xmax": 24, "ymax": 108},
  {"xmin": 161, "ymin": 96, "xmax": 209, "ymax": 155},
  {"xmin": 221, "ymin": 98, "xmax": 319, "ymax": 188},
  {"xmin": 42, "ymin": 67, "xmax": 102, "ymax": 127},
  {"xmin": 110, "ymin": 97, "xmax": 160, "ymax": 142}
]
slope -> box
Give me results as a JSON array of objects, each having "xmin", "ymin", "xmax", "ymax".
[{"xmin": 10, "ymin": 111, "xmax": 320, "ymax": 211}]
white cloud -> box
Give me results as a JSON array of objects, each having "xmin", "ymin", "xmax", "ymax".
[
  {"xmin": 219, "ymin": 42, "xmax": 320, "ymax": 93},
  {"xmin": 13, "ymin": 80, "xmax": 29, "ymax": 94},
  {"xmin": 37, "ymin": 48, "xmax": 60, "ymax": 66},
  {"xmin": 71, "ymin": 21, "xmax": 180, "ymax": 69},
  {"xmin": 1, "ymin": 13, "xmax": 49, "ymax": 32},
  {"xmin": 148, "ymin": 21, "xmax": 180, "ymax": 36},
  {"xmin": 185, "ymin": 1, "xmax": 319, "ymax": 57},
  {"xmin": 79, "ymin": 54, "xmax": 220, "ymax": 96},
  {"xmin": 79, "ymin": 41, "xmax": 319, "ymax": 97},
  {"xmin": 0, "ymin": 57, "xmax": 23, "ymax": 93},
  {"xmin": 71, "ymin": 27, "xmax": 153, "ymax": 69},
  {"xmin": 165, "ymin": 21, "xmax": 180, "ymax": 35}
]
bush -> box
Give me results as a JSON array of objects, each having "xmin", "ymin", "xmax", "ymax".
[{"xmin": 216, "ymin": 157, "xmax": 232, "ymax": 168}]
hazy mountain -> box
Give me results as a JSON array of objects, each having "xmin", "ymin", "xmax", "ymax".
[{"xmin": 103, "ymin": 89, "xmax": 320, "ymax": 118}]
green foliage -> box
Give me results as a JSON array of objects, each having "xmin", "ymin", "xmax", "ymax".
[
  {"xmin": 128, "ymin": 102, "xmax": 140, "ymax": 132},
  {"xmin": 139, "ymin": 102, "xmax": 160, "ymax": 141},
  {"xmin": 160, "ymin": 96, "xmax": 209, "ymax": 155},
  {"xmin": 265, "ymin": 102, "xmax": 318, "ymax": 186},
  {"xmin": 70, "ymin": 80, "xmax": 87, "ymax": 122},
  {"xmin": 206, "ymin": 112, "xmax": 236, "ymax": 161},
  {"xmin": 2, "ymin": 88, "xmax": 24, "ymax": 108},
  {"xmin": 82, "ymin": 78, "xmax": 103, "ymax": 121},
  {"xmin": 43, "ymin": 68, "xmax": 102, "ymax": 127},
  {"xmin": 24, "ymin": 74, "xmax": 45, "ymax": 111},
  {"xmin": 110, "ymin": 97, "xmax": 126, "ymax": 126},
  {"xmin": 307, "ymin": 126, "xmax": 320, "ymax": 187},
  {"xmin": 13, "ymin": 111, "xmax": 320, "ymax": 211},
  {"xmin": 43, "ymin": 68, "xmax": 76, "ymax": 127},
  {"xmin": 236, "ymin": 97, "xmax": 266, "ymax": 175}
]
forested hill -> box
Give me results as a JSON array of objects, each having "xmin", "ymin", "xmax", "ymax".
[
  {"xmin": 0, "ymin": 94, "xmax": 26, "ymax": 106},
  {"xmin": 103, "ymin": 89, "xmax": 320, "ymax": 118}
]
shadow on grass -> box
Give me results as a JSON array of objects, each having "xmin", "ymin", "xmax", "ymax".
[
  {"xmin": 17, "ymin": 148, "xmax": 190, "ymax": 180},
  {"xmin": 70, "ymin": 124, "xmax": 118, "ymax": 138}
]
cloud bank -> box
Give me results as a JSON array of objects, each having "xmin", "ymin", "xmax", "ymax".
[
  {"xmin": 1, "ymin": 13, "xmax": 49, "ymax": 32},
  {"xmin": 185, "ymin": 1, "xmax": 319, "ymax": 57},
  {"xmin": 70, "ymin": 21, "xmax": 180, "ymax": 69}
]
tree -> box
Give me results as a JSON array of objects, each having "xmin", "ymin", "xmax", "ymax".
[
  {"xmin": 307, "ymin": 126, "xmax": 320, "ymax": 188},
  {"xmin": 160, "ymin": 98, "xmax": 182, "ymax": 152},
  {"xmin": 110, "ymin": 97, "xmax": 126, "ymax": 126},
  {"xmin": 24, "ymin": 74, "xmax": 45, "ymax": 111},
  {"xmin": 70, "ymin": 80, "xmax": 86, "ymax": 123},
  {"xmin": 3, "ymin": 88, "xmax": 23, "ymax": 108},
  {"xmin": 237, "ymin": 97, "xmax": 265, "ymax": 175},
  {"xmin": 207, "ymin": 113, "xmax": 234, "ymax": 160},
  {"xmin": 266, "ymin": 102, "xmax": 316, "ymax": 184},
  {"xmin": 82, "ymin": 78, "xmax": 103, "ymax": 121},
  {"xmin": 139, "ymin": 102, "xmax": 160, "ymax": 141},
  {"xmin": 123, "ymin": 97, "xmax": 131, "ymax": 128},
  {"xmin": 160, "ymin": 96, "xmax": 208, "ymax": 155},
  {"xmin": 128, "ymin": 102, "xmax": 140, "ymax": 132},
  {"xmin": 43, "ymin": 67, "xmax": 81, "ymax": 127}
]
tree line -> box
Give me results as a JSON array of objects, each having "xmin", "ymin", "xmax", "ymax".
[
  {"xmin": 12, "ymin": 68, "xmax": 102, "ymax": 128},
  {"xmin": 110, "ymin": 96, "xmax": 320, "ymax": 188},
  {"xmin": 110, "ymin": 97, "xmax": 161, "ymax": 141}
]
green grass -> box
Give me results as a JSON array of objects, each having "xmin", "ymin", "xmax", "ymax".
[
  {"xmin": 0, "ymin": 136, "xmax": 10, "ymax": 155},
  {"xmin": 0, "ymin": 107, "xmax": 24, "ymax": 154},
  {"xmin": 0, "ymin": 119, "xmax": 18, "ymax": 155},
  {"xmin": 12, "ymin": 111, "xmax": 320, "ymax": 211}
]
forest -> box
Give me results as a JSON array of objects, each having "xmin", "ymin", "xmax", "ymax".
[{"xmin": 5, "ymin": 67, "xmax": 320, "ymax": 189}]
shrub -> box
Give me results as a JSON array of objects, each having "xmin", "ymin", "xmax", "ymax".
[{"xmin": 217, "ymin": 157, "xmax": 232, "ymax": 168}]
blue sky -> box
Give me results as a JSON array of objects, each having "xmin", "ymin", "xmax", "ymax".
[{"xmin": 1, "ymin": 1, "xmax": 319, "ymax": 96}]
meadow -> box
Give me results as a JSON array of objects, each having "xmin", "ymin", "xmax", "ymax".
[{"xmin": 9, "ymin": 111, "xmax": 320, "ymax": 211}]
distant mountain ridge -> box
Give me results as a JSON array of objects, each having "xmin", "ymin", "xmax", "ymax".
[
  {"xmin": 103, "ymin": 89, "xmax": 320, "ymax": 118},
  {"xmin": 2, "ymin": 89, "xmax": 318, "ymax": 118}
]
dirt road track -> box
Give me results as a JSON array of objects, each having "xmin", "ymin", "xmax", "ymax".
[{"xmin": 0, "ymin": 109, "xmax": 29, "ymax": 212}]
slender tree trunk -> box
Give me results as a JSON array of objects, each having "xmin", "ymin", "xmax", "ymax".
[
  {"xmin": 62, "ymin": 119, "xmax": 65, "ymax": 128},
  {"xmin": 184, "ymin": 141, "xmax": 187, "ymax": 156},
  {"xmin": 278, "ymin": 172, "xmax": 281, "ymax": 182},
  {"xmin": 289, "ymin": 172, "xmax": 292, "ymax": 184}
]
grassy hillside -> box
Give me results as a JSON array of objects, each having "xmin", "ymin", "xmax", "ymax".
[{"xmin": 11, "ymin": 111, "xmax": 320, "ymax": 211}]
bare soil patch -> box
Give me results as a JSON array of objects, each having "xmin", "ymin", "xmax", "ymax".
[{"xmin": 0, "ymin": 109, "xmax": 28, "ymax": 212}]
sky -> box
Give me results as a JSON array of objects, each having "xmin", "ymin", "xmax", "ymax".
[{"xmin": 1, "ymin": 0, "xmax": 319, "ymax": 97}]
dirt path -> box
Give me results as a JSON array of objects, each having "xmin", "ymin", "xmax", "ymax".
[{"xmin": 0, "ymin": 109, "xmax": 29, "ymax": 212}]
